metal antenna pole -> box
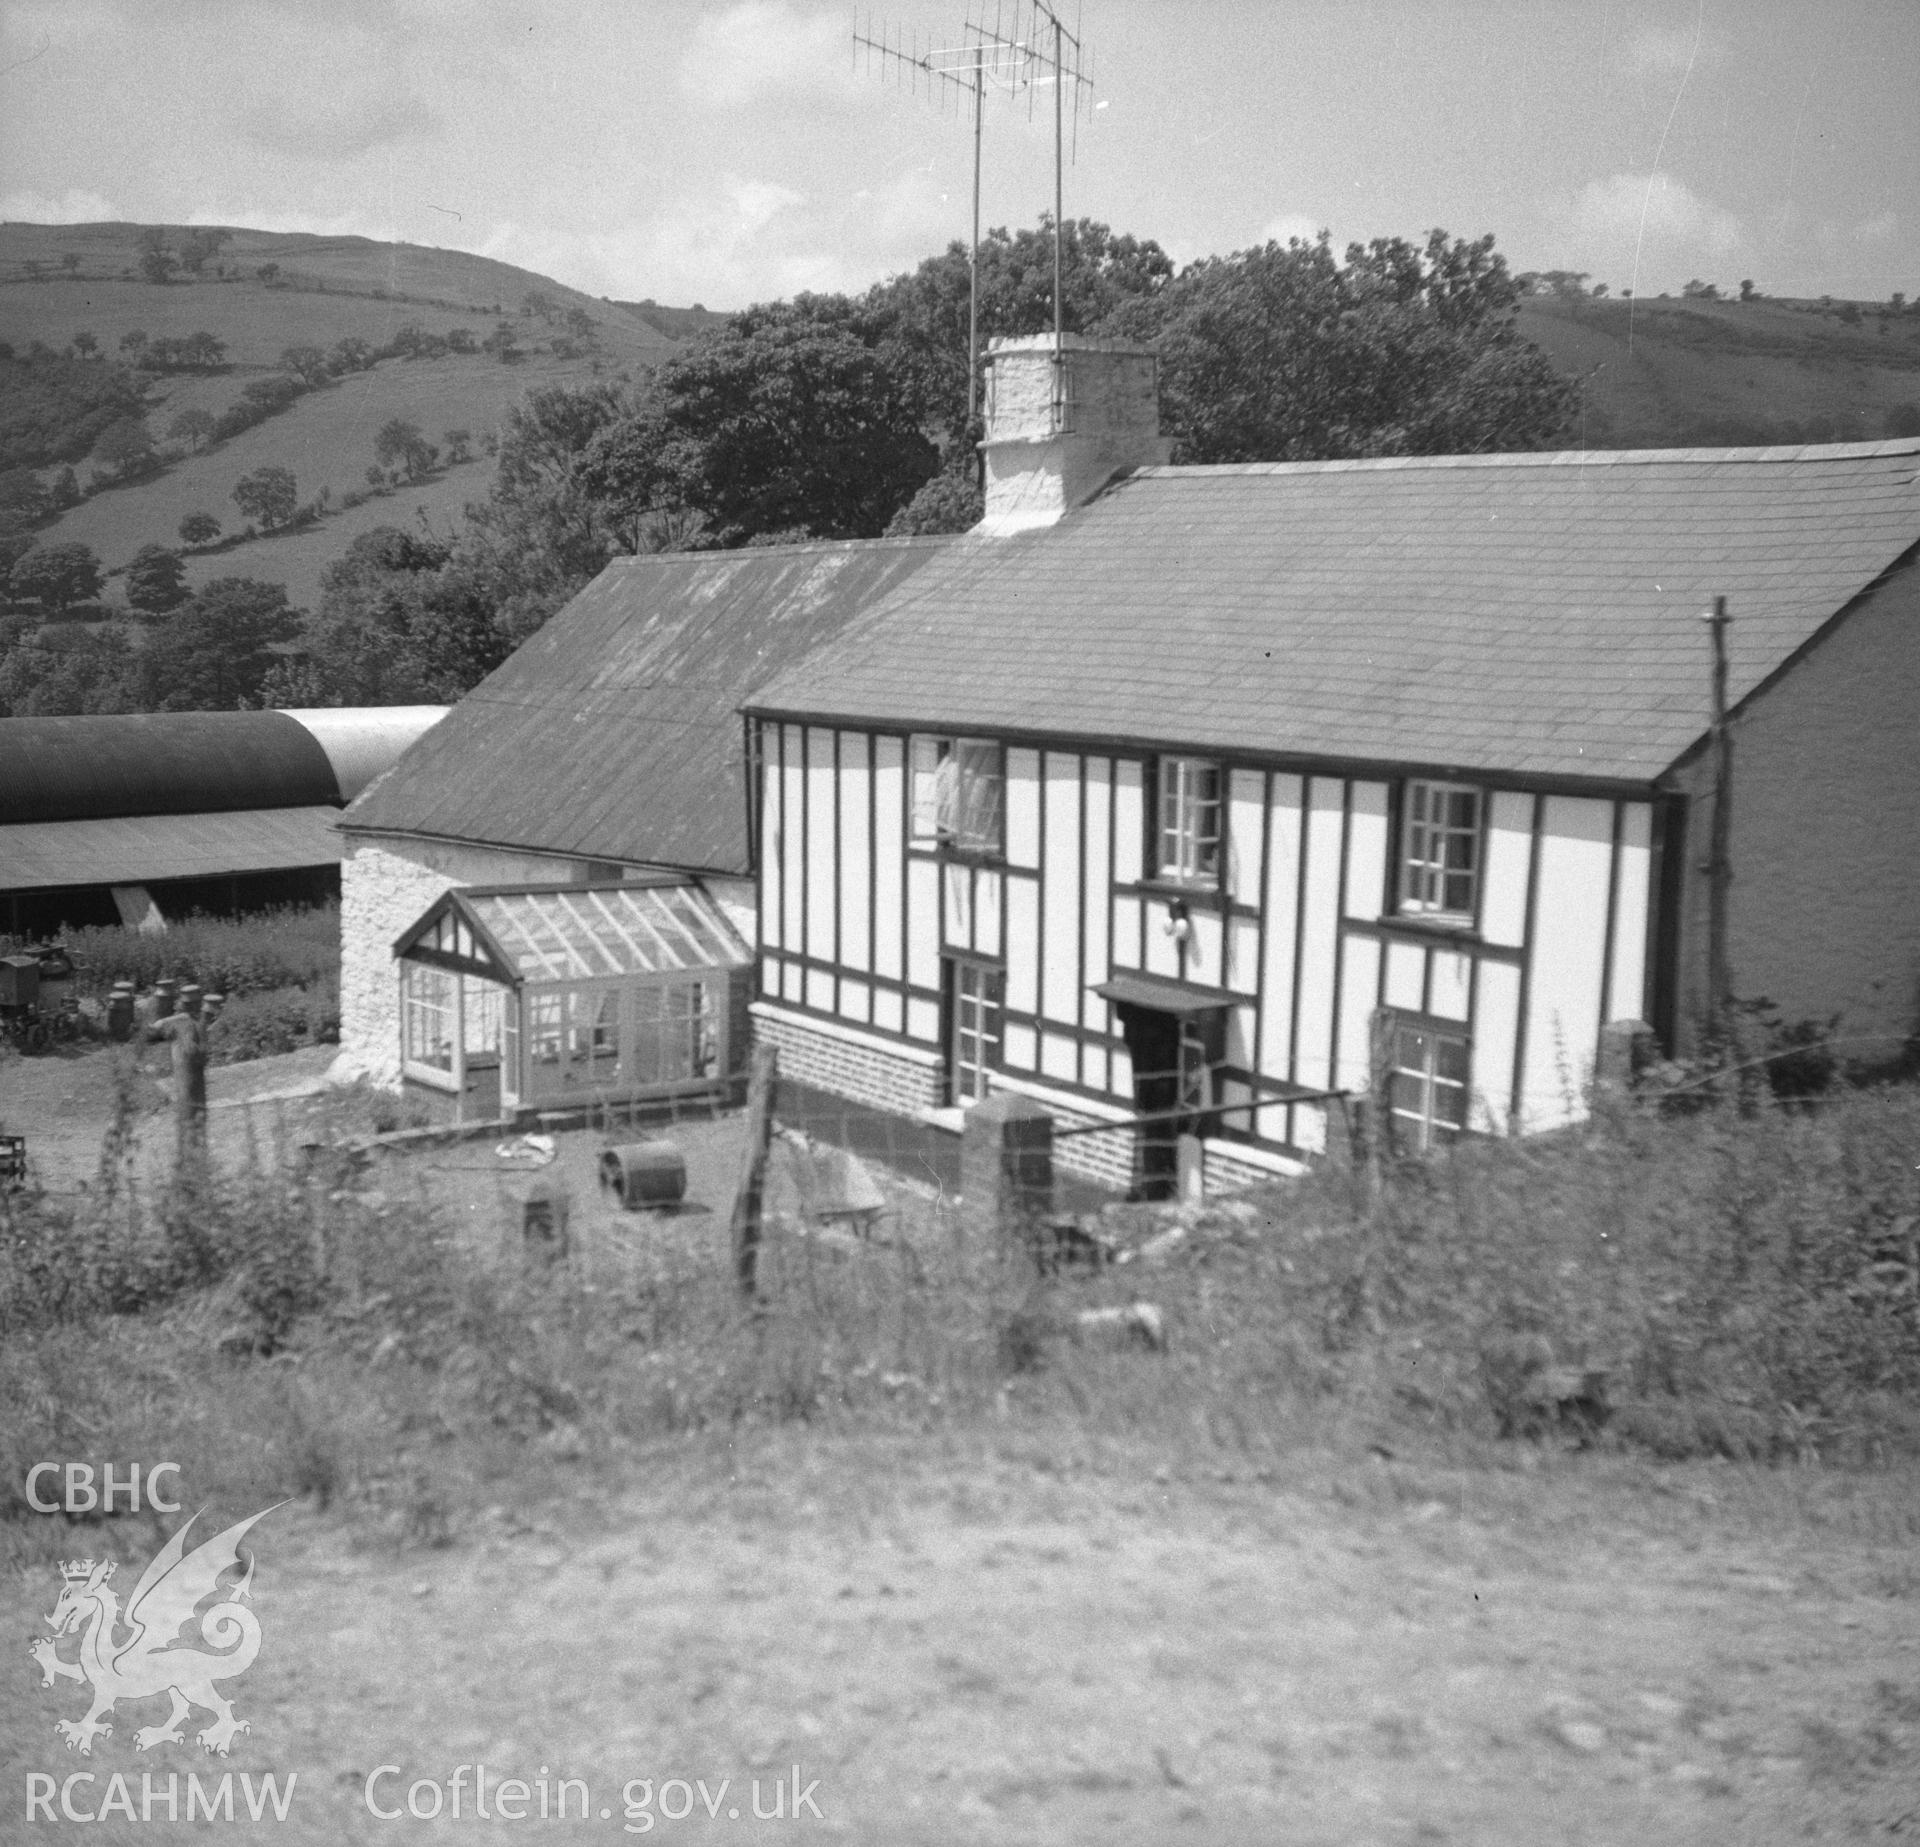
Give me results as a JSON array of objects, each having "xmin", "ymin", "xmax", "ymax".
[
  {"xmin": 969, "ymin": 54, "xmax": 984, "ymax": 421},
  {"xmin": 1053, "ymin": 6, "xmax": 1064, "ymax": 365},
  {"xmin": 855, "ymin": 10, "xmax": 1039, "ymax": 430},
  {"xmin": 1702, "ymin": 593, "xmax": 1734, "ymax": 1052}
]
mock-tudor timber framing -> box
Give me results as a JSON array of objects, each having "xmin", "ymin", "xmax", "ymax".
[
  {"xmin": 748, "ymin": 710, "xmax": 1665, "ymax": 1168},
  {"xmin": 741, "ymin": 417, "xmax": 1920, "ymax": 1185}
]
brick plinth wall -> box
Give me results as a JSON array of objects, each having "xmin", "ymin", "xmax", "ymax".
[{"xmin": 749, "ymin": 1005, "xmax": 944, "ymax": 1116}]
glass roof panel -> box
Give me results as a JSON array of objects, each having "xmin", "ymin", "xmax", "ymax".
[{"xmin": 467, "ymin": 884, "xmax": 747, "ymax": 982}]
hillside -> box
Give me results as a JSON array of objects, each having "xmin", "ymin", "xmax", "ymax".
[
  {"xmin": 6, "ymin": 222, "xmax": 1920, "ymax": 620},
  {"xmin": 1515, "ymin": 292, "xmax": 1920, "ymax": 449},
  {"xmin": 0, "ymin": 222, "xmax": 680, "ymax": 607}
]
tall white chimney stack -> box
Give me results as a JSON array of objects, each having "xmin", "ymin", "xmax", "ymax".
[{"xmin": 977, "ymin": 333, "xmax": 1172, "ymax": 536}]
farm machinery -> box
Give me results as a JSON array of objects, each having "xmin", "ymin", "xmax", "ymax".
[{"xmin": 0, "ymin": 944, "xmax": 83, "ymax": 1053}]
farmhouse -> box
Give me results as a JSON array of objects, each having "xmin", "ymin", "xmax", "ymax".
[
  {"xmin": 741, "ymin": 334, "xmax": 1920, "ymax": 1192},
  {"xmin": 332, "ymin": 540, "xmax": 950, "ymax": 1114}
]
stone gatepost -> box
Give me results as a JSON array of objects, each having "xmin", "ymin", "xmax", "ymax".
[{"xmin": 961, "ymin": 1093, "xmax": 1055, "ymax": 1240}]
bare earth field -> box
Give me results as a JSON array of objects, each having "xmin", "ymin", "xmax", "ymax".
[
  {"xmin": 5, "ymin": 1045, "xmax": 1919, "ymax": 1842},
  {"xmin": 5, "ymin": 1437, "xmax": 1919, "ymax": 1844}
]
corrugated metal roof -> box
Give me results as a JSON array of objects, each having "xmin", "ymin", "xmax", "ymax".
[
  {"xmin": 340, "ymin": 538, "xmax": 952, "ymax": 872},
  {"xmin": 0, "ymin": 807, "xmax": 344, "ymax": 891},
  {"xmin": 0, "ymin": 712, "xmax": 341, "ymax": 824},
  {"xmin": 280, "ymin": 707, "xmax": 448, "ymax": 800},
  {"xmin": 747, "ymin": 441, "xmax": 1920, "ymax": 785}
]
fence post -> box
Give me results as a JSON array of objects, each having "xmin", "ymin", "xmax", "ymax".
[
  {"xmin": 961, "ymin": 1093, "xmax": 1054, "ymax": 1242},
  {"xmin": 728, "ymin": 1042, "xmax": 778, "ymax": 1300},
  {"xmin": 1595, "ymin": 1019, "xmax": 1652, "ymax": 1098},
  {"xmin": 151, "ymin": 1011, "xmax": 208, "ymax": 1178}
]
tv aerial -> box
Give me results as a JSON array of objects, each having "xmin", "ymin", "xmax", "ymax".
[{"xmin": 855, "ymin": 2, "xmax": 1096, "ymax": 420}]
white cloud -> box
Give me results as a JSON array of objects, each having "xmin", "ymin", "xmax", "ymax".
[
  {"xmin": 1260, "ymin": 212, "xmax": 1328, "ymax": 248},
  {"xmin": 678, "ymin": 1, "xmax": 854, "ymax": 109},
  {"xmin": 177, "ymin": 202, "xmax": 409, "ymax": 243},
  {"xmin": 0, "ymin": 188, "xmax": 122, "ymax": 223},
  {"xmin": 238, "ymin": 76, "xmax": 439, "ymax": 161},
  {"xmin": 1622, "ymin": 23, "xmax": 1721, "ymax": 78},
  {"xmin": 1563, "ymin": 172, "xmax": 1743, "ymax": 293}
]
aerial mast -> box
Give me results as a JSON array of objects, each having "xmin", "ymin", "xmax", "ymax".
[{"xmin": 855, "ymin": 3, "xmax": 1094, "ymax": 424}]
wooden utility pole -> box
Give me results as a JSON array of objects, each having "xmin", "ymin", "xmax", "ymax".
[
  {"xmin": 1702, "ymin": 594, "xmax": 1734, "ymax": 1050},
  {"xmin": 728, "ymin": 1043, "xmax": 778, "ymax": 1300}
]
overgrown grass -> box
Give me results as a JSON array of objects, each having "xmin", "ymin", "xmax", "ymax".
[
  {"xmin": 1, "ymin": 1080, "xmax": 1916, "ymax": 1548},
  {"xmin": 4, "ymin": 901, "xmax": 338, "ymax": 999},
  {"xmin": 3, "ymin": 904, "xmax": 340, "ymax": 1063}
]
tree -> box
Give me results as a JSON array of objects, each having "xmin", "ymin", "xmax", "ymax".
[
  {"xmin": 264, "ymin": 526, "xmax": 512, "ymax": 705},
  {"xmin": 48, "ymin": 467, "xmax": 81, "ymax": 510},
  {"xmin": 70, "ymin": 330, "xmax": 98, "ymax": 358},
  {"xmin": 10, "ymin": 541, "xmax": 103, "ymax": 612},
  {"xmin": 137, "ymin": 231, "xmax": 176, "ymax": 286},
  {"xmin": 61, "ymin": 252, "xmax": 81, "ymax": 275},
  {"xmin": 0, "ymin": 468, "xmax": 49, "ymax": 520},
  {"xmin": 0, "ymin": 624, "xmax": 136, "ymax": 717},
  {"xmin": 861, "ymin": 217, "xmax": 1175, "ymax": 455},
  {"xmin": 1681, "ymin": 279, "xmax": 1720, "ymax": 300},
  {"xmin": 1101, "ymin": 228, "xmax": 1576, "ymax": 464},
  {"xmin": 90, "ymin": 414, "xmax": 157, "ymax": 482},
  {"xmin": 330, "ymin": 336, "xmax": 375, "ymax": 374},
  {"xmin": 454, "ymin": 382, "xmax": 635, "ymax": 641},
  {"xmin": 375, "ymin": 417, "xmax": 437, "ymax": 482},
  {"xmin": 125, "ymin": 543, "xmax": 189, "ymax": 615},
  {"xmin": 177, "ymin": 228, "xmax": 230, "ymax": 276},
  {"xmin": 232, "ymin": 465, "xmax": 298, "ymax": 531},
  {"xmin": 241, "ymin": 374, "xmax": 304, "ymax": 416},
  {"xmin": 484, "ymin": 320, "xmax": 522, "ymax": 363},
  {"xmin": 443, "ymin": 427, "xmax": 473, "ymax": 464},
  {"xmin": 118, "ymin": 330, "xmax": 148, "ymax": 360},
  {"xmin": 601, "ymin": 321, "xmax": 939, "ymax": 546},
  {"xmin": 1739, "ymin": 279, "xmax": 1760, "ymax": 302},
  {"xmin": 256, "ymin": 262, "xmax": 281, "ymax": 284},
  {"xmin": 178, "ymin": 511, "xmax": 221, "ymax": 547},
  {"xmin": 885, "ymin": 467, "xmax": 983, "ymax": 536},
  {"xmin": 167, "ymin": 406, "xmax": 216, "ymax": 452},
  {"xmin": 279, "ymin": 345, "xmax": 330, "ymax": 388},
  {"xmin": 131, "ymin": 577, "xmax": 301, "ymax": 710}
]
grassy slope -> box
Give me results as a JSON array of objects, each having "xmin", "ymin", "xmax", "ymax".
[
  {"xmin": 0, "ymin": 223, "xmax": 679, "ymax": 604},
  {"xmin": 1516, "ymin": 293, "xmax": 1920, "ymax": 447},
  {"xmin": 50, "ymin": 351, "xmax": 593, "ymax": 608}
]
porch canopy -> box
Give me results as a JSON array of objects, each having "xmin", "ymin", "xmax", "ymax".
[{"xmin": 393, "ymin": 880, "xmax": 750, "ymax": 1113}]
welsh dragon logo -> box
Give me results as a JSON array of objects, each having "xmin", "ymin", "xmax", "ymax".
[{"xmin": 28, "ymin": 1505, "xmax": 281, "ymax": 1757}]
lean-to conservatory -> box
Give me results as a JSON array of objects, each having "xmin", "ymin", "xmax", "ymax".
[{"xmin": 392, "ymin": 881, "xmax": 751, "ymax": 1116}]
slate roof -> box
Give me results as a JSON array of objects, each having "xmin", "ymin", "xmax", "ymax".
[
  {"xmin": 340, "ymin": 538, "xmax": 952, "ymax": 873},
  {"xmin": 746, "ymin": 441, "xmax": 1920, "ymax": 786}
]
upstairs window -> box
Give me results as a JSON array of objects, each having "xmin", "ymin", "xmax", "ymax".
[
  {"xmin": 912, "ymin": 736, "xmax": 1004, "ymax": 857},
  {"xmin": 1155, "ymin": 756, "xmax": 1222, "ymax": 885},
  {"xmin": 1399, "ymin": 780, "xmax": 1482, "ymax": 920}
]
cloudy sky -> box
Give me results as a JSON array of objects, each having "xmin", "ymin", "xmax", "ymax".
[{"xmin": 3, "ymin": 0, "xmax": 1914, "ymax": 309}]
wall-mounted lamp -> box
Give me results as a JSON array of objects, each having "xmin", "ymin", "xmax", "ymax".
[{"xmin": 1165, "ymin": 897, "xmax": 1194, "ymax": 957}]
